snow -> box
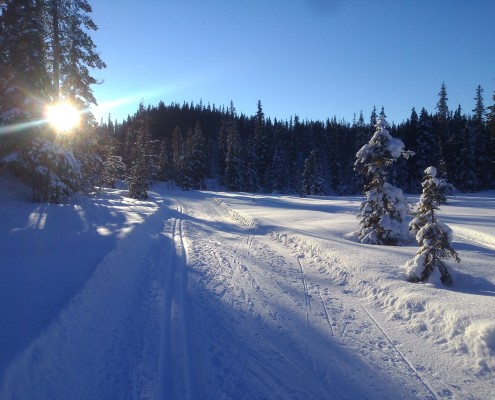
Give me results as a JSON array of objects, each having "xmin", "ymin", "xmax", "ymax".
[{"xmin": 0, "ymin": 180, "xmax": 494, "ymax": 399}]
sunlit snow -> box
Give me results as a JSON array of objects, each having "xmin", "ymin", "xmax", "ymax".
[{"xmin": 0, "ymin": 178, "xmax": 494, "ymax": 399}]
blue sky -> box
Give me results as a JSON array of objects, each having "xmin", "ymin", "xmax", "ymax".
[{"xmin": 90, "ymin": 0, "xmax": 495, "ymax": 125}]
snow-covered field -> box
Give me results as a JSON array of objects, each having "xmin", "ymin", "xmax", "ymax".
[{"xmin": 1, "ymin": 179, "xmax": 494, "ymax": 399}]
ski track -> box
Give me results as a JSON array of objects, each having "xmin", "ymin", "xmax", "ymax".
[
  {"xmin": 1, "ymin": 190, "xmax": 490, "ymax": 399},
  {"xmin": 179, "ymin": 195, "xmax": 438, "ymax": 399},
  {"xmin": 210, "ymin": 196, "xmax": 473, "ymax": 400}
]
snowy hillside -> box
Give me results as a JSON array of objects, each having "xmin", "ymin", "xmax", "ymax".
[{"xmin": 0, "ymin": 182, "xmax": 494, "ymax": 399}]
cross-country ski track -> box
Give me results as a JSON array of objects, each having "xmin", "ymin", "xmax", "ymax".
[{"xmin": 1, "ymin": 185, "xmax": 494, "ymax": 399}]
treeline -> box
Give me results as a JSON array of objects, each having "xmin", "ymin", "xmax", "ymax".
[{"xmin": 100, "ymin": 82, "xmax": 495, "ymax": 196}]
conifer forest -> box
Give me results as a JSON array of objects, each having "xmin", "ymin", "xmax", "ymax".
[{"xmin": 94, "ymin": 87, "xmax": 495, "ymax": 199}]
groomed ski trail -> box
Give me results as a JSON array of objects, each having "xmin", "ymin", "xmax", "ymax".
[
  {"xmin": 174, "ymin": 192, "xmax": 437, "ymax": 399},
  {"xmin": 159, "ymin": 204, "xmax": 200, "ymax": 400}
]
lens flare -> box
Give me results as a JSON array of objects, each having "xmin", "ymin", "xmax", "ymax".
[{"xmin": 46, "ymin": 103, "xmax": 80, "ymax": 132}]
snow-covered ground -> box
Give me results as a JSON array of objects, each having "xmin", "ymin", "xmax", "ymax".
[{"xmin": 1, "ymin": 179, "xmax": 494, "ymax": 399}]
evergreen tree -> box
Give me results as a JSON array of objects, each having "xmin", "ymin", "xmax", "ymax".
[
  {"xmin": 472, "ymin": 85, "xmax": 485, "ymax": 125},
  {"xmin": 412, "ymin": 108, "xmax": 441, "ymax": 190},
  {"xmin": 406, "ymin": 167, "xmax": 459, "ymax": 285},
  {"xmin": 266, "ymin": 122, "xmax": 291, "ymax": 193},
  {"xmin": 47, "ymin": 0, "xmax": 106, "ymax": 107},
  {"xmin": 224, "ymin": 104, "xmax": 244, "ymax": 191},
  {"xmin": 126, "ymin": 128, "xmax": 150, "ymax": 199},
  {"xmin": 354, "ymin": 118, "xmax": 410, "ymax": 245},
  {"xmin": 436, "ymin": 82, "xmax": 449, "ymax": 121},
  {"xmin": 156, "ymin": 139, "xmax": 172, "ymax": 182},
  {"xmin": 448, "ymin": 105, "xmax": 478, "ymax": 191},
  {"xmin": 125, "ymin": 104, "xmax": 153, "ymax": 198},
  {"xmin": 127, "ymin": 148, "xmax": 149, "ymax": 199},
  {"xmin": 24, "ymin": 136, "xmax": 81, "ymax": 202},
  {"xmin": 302, "ymin": 150, "xmax": 327, "ymax": 195},
  {"xmin": 370, "ymin": 105, "xmax": 377, "ymax": 127},
  {"xmin": 253, "ymin": 100, "xmax": 271, "ymax": 190},
  {"xmin": 101, "ymin": 138, "xmax": 125, "ymax": 188},
  {"xmin": 0, "ymin": 0, "xmax": 50, "ymax": 125},
  {"xmin": 184, "ymin": 121, "xmax": 208, "ymax": 190}
]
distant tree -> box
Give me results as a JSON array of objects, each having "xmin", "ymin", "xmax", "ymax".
[
  {"xmin": 448, "ymin": 105, "xmax": 478, "ymax": 191},
  {"xmin": 101, "ymin": 138, "xmax": 125, "ymax": 188},
  {"xmin": 155, "ymin": 139, "xmax": 172, "ymax": 182},
  {"xmin": 266, "ymin": 122, "xmax": 291, "ymax": 193},
  {"xmin": 184, "ymin": 121, "xmax": 208, "ymax": 190},
  {"xmin": 171, "ymin": 126, "xmax": 184, "ymax": 182},
  {"xmin": 125, "ymin": 104, "xmax": 153, "ymax": 199},
  {"xmin": 253, "ymin": 100, "xmax": 272, "ymax": 190},
  {"xmin": 224, "ymin": 105, "xmax": 244, "ymax": 191},
  {"xmin": 370, "ymin": 105, "xmax": 378, "ymax": 127},
  {"xmin": 127, "ymin": 149, "xmax": 149, "ymax": 199},
  {"xmin": 354, "ymin": 117, "xmax": 410, "ymax": 245},
  {"xmin": 406, "ymin": 166, "xmax": 459, "ymax": 285},
  {"xmin": 243, "ymin": 135, "xmax": 260, "ymax": 192},
  {"xmin": 472, "ymin": 85, "xmax": 485, "ymax": 125},
  {"xmin": 436, "ymin": 82, "xmax": 449, "ymax": 121},
  {"xmin": 302, "ymin": 150, "xmax": 327, "ymax": 195},
  {"xmin": 412, "ymin": 108, "xmax": 441, "ymax": 190},
  {"xmin": 379, "ymin": 106, "xmax": 386, "ymax": 119}
]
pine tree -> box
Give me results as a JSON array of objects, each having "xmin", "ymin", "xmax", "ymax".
[
  {"xmin": 125, "ymin": 104, "xmax": 153, "ymax": 198},
  {"xmin": 254, "ymin": 100, "xmax": 271, "ymax": 190},
  {"xmin": 156, "ymin": 139, "xmax": 172, "ymax": 182},
  {"xmin": 0, "ymin": 0, "xmax": 50, "ymax": 125},
  {"xmin": 101, "ymin": 138, "xmax": 125, "ymax": 188},
  {"xmin": 126, "ymin": 129, "xmax": 150, "ymax": 199},
  {"xmin": 182, "ymin": 121, "xmax": 207, "ymax": 190},
  {"xmin": 224, "ymin": 104, "xmax": 244, "ymax": 191},
  {"xmin": 302, "ymin": 150, "xmax": 327, "ymax": 195},
  {"xmin": 25, "ymin": 137, "xmax": 81, "ymax": 202},
  {"xmin": 436, "ymin": 82, "xmax": 449, "ymax": 121},
  {"xmin": 406, "ymin": 166, "xmax": 459, "ymax": 285},
  {"xmin": 369, "ymin": 106, "xmax": 377, "ymax": 127},
  {"xmin": 47, "ymin": 0, "xmax": 106, "ymax": 107},
  {"xmin": 127, "ymin": 149, "xmax": 149, "ymax": 199},
  {"xmin": 354, "ymin": 117, "xmax": 410, "ymax": 245},
  {"xmin": 472, "ymin": 85, "xmax": 485, "ymax": 125}
]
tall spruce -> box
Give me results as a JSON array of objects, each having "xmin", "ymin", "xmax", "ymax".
[
  {"xmin": 47, "ymin": 0, "xmax": 106, "ymax": 107},
  {"xmin": 224, "ymin": 103, "xmax": 244, "ymax": 191},
  {"xmin": 436, "ymin": 82, "xmax": 449, "ymax": 121},
  {"xmin": 254, "ymin": 100, "xmax": 271, "ymax": 190}
]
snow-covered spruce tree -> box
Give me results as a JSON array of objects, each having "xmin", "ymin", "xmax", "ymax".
[
  {"xmin": 126, "ymin": 108, "xmax": 152, "ymax": 199},
  {"xmin": 354, "ymin": 117, "xmax": 411, "ymax": 245},
  {"xmin": 186, "ymin": 122, "xmax": 208, "ymax": 190},
  {"xmin": 405, "ymin": 167, "xmax": 459, "ymax": 286},
  {"xmin": 25, "ymin": 137, "xmax": 82, "ymax": 203},
  {"xmin": 127, "ymin": 148, "xmax": 149, "ymax": 199}
]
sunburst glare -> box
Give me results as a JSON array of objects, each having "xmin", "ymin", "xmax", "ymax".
[{"xmin": 46, "ymin": 103, "xmax": 81, "ymax": 132}]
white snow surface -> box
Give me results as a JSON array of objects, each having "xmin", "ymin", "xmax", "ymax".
[{"xmin": 0, "ymin": 179, "xmax": 494, "ymax": 399}]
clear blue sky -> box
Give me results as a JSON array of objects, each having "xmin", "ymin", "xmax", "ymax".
[{"xmin": 89, "ymin": 0, "xmax": 495, "ymax": 125}]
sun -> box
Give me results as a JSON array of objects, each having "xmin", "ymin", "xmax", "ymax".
[{"xmin": 46, "ymin": 103, "xmax": 80, "ymax": 132}]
